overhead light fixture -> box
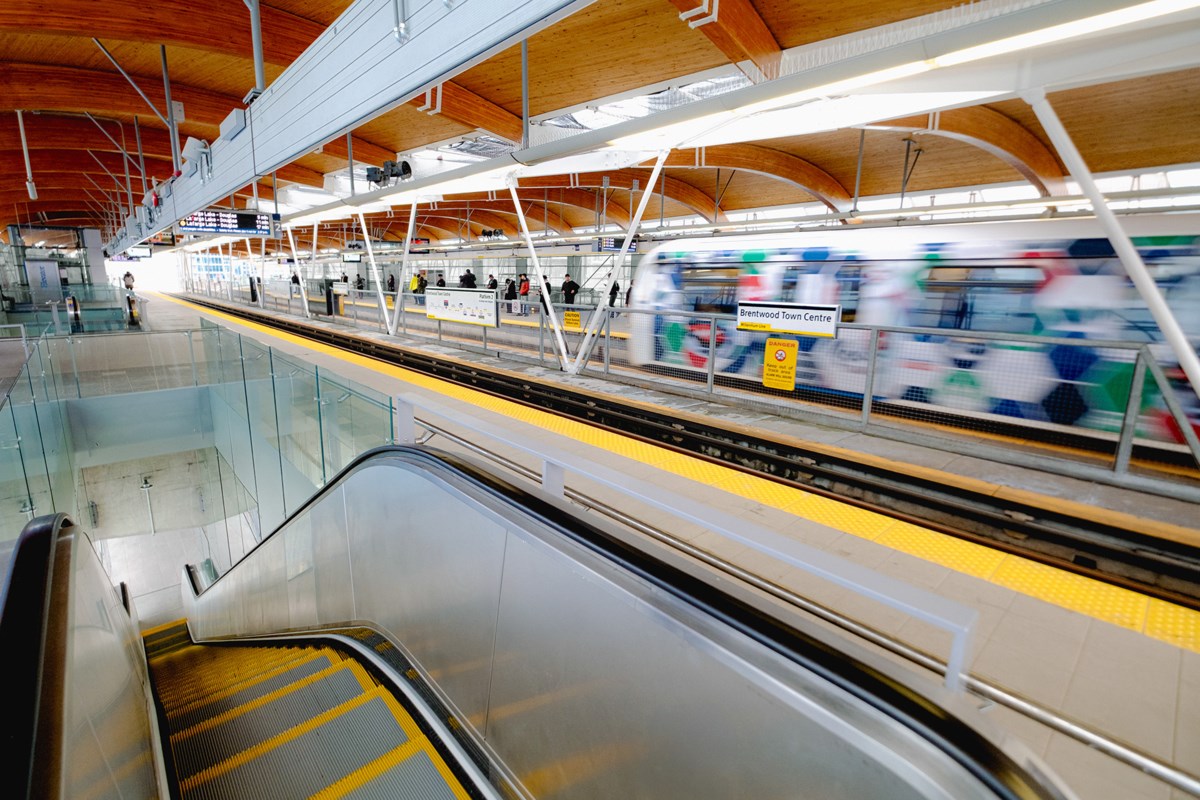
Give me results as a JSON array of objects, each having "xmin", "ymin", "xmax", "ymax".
[{"xmin": 933, "ymin": 0, "xmax": 1200, "ymax": 67}]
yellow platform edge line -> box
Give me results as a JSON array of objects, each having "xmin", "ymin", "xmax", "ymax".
[{"xmin": 159, "ymin": 293, "xmax": 1200, "ymax": 655}]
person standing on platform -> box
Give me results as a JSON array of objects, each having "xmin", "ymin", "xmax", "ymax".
[
  {"xmin": 562, "ymin": 274, "xmax": 580, "ymax": 306},
  {"xmin": 608, "ymin": 280, "xmax": 620, "ymax": 307},
  {"xmin": 416, "ymin": 274, "xmax": 427, "ymax": 305},
  {"xmin": 518, "ymin": 273, "xmax": 530, "ymax": 315},
  {"xmin": 436, "ymin": 274, "xmax": 446, "ymax": 288},
  {"xmin": 341, "ymin": 272, "xmax": 349, "ymax": 283},
  {"xmin": 539, "ymin": 275, "xmax": 551, "ymax": 314},
  {"xmin": 503, "ymin": 279, "xmax": 516, "ymax": 312},
  {"xmin": 487, "ymin": 274, "xmax": 498, "ymax": 291},
  {"xmin": 461, "ymin": 269, "xmax": 477, "ymax": 289},
  {"xmin": 355, "ymin": 274, "xmax": 364, "ymax": 290},
  {"xmin": 387, "ymin": 273, "xmax": 395, "ymax": 292},
  {"xmin": 626, "ymin": 280, "xmax": 633, "ymax": 307},
  {"xmin": 123, "ymin": 271, "xmax": 135, "ymax": 290},
  {"xmin": 291, "ymin": 271, "xmax": 300, "ymax": 292}
]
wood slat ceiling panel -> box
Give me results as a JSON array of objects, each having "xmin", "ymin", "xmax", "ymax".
[
  {"xmin": 991, "ymin": 69, "xmax": 1200, "ymax": 174},
  {"xmin": 354, "ymin": 106, "xmax": 475, "ymax": 155},
  {"xmin": 452, "ymin": 0, "xmax": 727, "ymax": 117},
  {"xmin": 755, "ymin": 1, "xmax": 966, "ymax": 49},
  {"xmin": 266, "ymin": 0, "xmax": 353, "ymax": 27}
]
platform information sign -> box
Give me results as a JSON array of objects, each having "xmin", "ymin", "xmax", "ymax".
[
  {"xmin": 737, "ymin": 302, "xmax": 840, "ymax": 338},
  {"xmin": 425, "ymin": 288, "xmax": 499, "ymax": 327},
  {"xmin": 178, "ymin": 209, "xmax": 276, "ymax": 237},
  {"xmin": 763, "ymin": 337, "xmax": 799, "ymax": 390}
]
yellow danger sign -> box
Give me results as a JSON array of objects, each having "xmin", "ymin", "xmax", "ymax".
[
  {"xmin": 564, "ymin": 310, "xmax": 581, "ymax": 330},
  {"xmin": 763, "ymin": 337, "xmax": 798, "ymax": 391}
]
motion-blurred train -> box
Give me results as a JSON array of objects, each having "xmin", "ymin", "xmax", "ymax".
[{"xmin": 628, "ymin": 214, "xmax": 1200, "ymax": 446}]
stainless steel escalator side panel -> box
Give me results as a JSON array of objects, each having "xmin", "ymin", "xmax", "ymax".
[
  {"xmin": 182, "ymin": 450, "xmax": 1072, "ymax": 800},
  {"xmin": 59, "ymin": 527, "xmax": 168, "ymax": 800}
]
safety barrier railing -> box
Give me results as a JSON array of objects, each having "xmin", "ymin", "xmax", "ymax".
[{"xmin": 184, "ymin": 283, "xmax": 1200, "ymax": 487}]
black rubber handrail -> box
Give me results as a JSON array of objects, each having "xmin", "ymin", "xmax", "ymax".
[
  {"xmin": 0, "ymin": 512, "xmax": 74, "ymax": 800},
  {"xmin": 194, "ymin": 446, "xmax": 1067, "ymax": 800}
]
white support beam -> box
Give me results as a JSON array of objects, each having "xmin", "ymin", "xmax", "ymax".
[
  {"xmin": 570, "ymin": 149, "xmax": 669, "ymax": 375},
  {"xmin": 388, "ymin": 199, "xmax": 419, "ymax": 336},
  {"xmin": 1026, "ymin": 89, "xmax": 1200, "ymax": 402},
  {"xmin": 509, "ymin": 183, "xmax": 571, "ymax": 371},
  {"xmin": 356, "ymin": 212, "xmax": 391, "ymax": 324}
]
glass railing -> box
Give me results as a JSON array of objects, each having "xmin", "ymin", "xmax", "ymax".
[{"xmin": 0, "ymin": 321, "xmax": 394, "ymax": 554}]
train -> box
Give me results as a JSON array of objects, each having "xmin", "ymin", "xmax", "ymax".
[{"xmin": 628, "ymin": 214, "xmax": 1200, "ymax": 446}]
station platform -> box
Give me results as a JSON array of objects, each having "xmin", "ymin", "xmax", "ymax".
[{"xmin": 139, "ymin": 291, "xmax": 1199, "ymax": 800}]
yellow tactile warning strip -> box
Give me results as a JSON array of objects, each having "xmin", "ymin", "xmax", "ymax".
[{"xmin": 161, "ymin": 294, "xmax": 1200, "ymax": 652}]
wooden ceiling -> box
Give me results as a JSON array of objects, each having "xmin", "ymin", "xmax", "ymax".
[{"xmin": 2, "ymin": 0, "xmax": 1198, "ymax": 242}]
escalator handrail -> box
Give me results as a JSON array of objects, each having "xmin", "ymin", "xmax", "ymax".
[
  {"xmin": 0, "ymin": 512, "xmax": 75, "ymax": 800},
  {"xmin": 189, "ymin": 446, "xmax": 1068, "ymax": 800}
]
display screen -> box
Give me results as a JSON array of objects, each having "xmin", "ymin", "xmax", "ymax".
[
  {"xmin": 178, "ymin": 209, "xmax": 275, "ymax": 236},
  {"xmin": 342, "ymin": 252, "xmax": 362, "ymax": 263},
  {"xmin": 410, "ymin": 237, "xmax": 430, "ymax": 255},
  {"xmin": 127, "ymin": 245, "xmax": 152, "ymax": 258},
  {"xmin": 597, "ymin": 236, "xmax": 626, "ymax": 252}
]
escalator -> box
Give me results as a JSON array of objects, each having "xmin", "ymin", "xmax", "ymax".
[{"xmin": 2, "ymin": 447, "xmax": 1079, "ymax": 799}]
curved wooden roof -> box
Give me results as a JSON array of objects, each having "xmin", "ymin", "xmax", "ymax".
[{"xmin": 2, "ymin": 0, "xmax": 1198, "ymax": 239}]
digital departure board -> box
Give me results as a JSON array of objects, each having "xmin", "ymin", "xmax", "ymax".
[{"xmin": 177, "ymin": 209, "xmax": 275, "ymax": 237}]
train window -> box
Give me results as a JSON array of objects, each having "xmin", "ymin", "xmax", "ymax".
[
  {"xmin": 680, "ymin": 266, "xmax": 739, "ymax": 313},
  {"xmin": 914, "ymin": 264, "xmax": 1042, "ymax": 333}
]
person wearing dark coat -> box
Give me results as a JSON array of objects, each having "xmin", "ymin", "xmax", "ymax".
[
  {"xmin": 561, "ymin": 275, "xmax": 580, "ymax": 305},
  {"xmin": 436, "ymin": 274, "xmax": 446, "ymax": 288},
  {"xmin": 503, "ymin": 279, "xmax": 517, "ymax": 313},
  {"xmin": 608, "ymin": 280, "xmax": 620, "ymax": 307},
  {"xmin": 387, "ymin": 273, "xmax": 395, "ymax": 292},
  {"xmin": 486, "ymin": 274, "xmax": 498, "ymax": 291}
]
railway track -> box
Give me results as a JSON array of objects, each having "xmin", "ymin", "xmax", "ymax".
[{"xmin": 185, "ymin": 296, "xmax": 1200, "ymax": 608}]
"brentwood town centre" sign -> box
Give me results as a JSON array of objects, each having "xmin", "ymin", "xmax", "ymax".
[{"xmin": 735, "ymin": 302, "xmax": 841, "ymax": 338}]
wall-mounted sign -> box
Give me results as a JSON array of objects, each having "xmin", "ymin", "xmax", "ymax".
[
  {"xmin": 762, "ymin": 337, "xmax": 799, "ymax": 390},
  {"xmin": 425, "ymin": 288, "xmax": 499, "ymax": 327},
  {"xmin": 127, "ymin": 245, "xmax": 152, "ymax": 258},
  {"xmin": 409, "ymin": 237, "xmax": 430, "ymax": 255},
  {"xmin": 342, "ymin": 252, "xmax": 362, "ymax": 263},
  {"xmin": 736, "ymin": 302, "xmax": 840, "ymax": 338},
  {"xmin": 178, "ymin": 209, "xmax": 276, "ymax": 237},
  {"xmin": 563, "ymin": 310, "xmax": 581, "ymax": 330}
]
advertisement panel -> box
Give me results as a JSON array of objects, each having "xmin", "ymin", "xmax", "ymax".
[{"xmin": 425, "ymin": 288, "xmax": 499, "ymax": 327}]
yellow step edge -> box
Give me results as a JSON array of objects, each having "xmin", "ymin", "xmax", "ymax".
[
  {"xmin": 155, "ymin": 649, "xmax": 316, "ymax": 707},
  {"xmin": 170, "ymin": 657, "xmax": 376, "ymax": 743},
  {"xmin": 180, "ymin": 687, "xmax": 388, "ymax": 793},
  {"xmin": 308, "ymin": 739, "xmax": 428, "ymax": 800},
  {"xmin": 165, "ymin": 650, "xmax": 335, "ymax": 720},
  {"xmin": 141, "ymin": 618, "xmax": 190, "ymax": 638}
]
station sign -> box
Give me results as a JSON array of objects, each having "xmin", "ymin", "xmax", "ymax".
[
  {"xmin": 736, "ymin": 301, "xmax": 840, "ymax": 338},
  {"xmin": 425, "ymin": 287, "xmax": 499, "ymax": 327},
  {"xmin": 178, "ymin": 209, "xmax": 277, "ymax": 237}
]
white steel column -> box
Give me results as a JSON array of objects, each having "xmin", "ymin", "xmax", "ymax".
[
  {"xmin": 1026, "ymin": 89, "xmax": 1200, "ymax": 401},
  {"xmin": 570, "ymin": 149, "xmax": 669, "ymax": 374},
  {"xmin": 388, "ymin": 199, "xmax": 419, "ymax": 336},
  {"xmin": 16, "ymin": 111, "xmax": 37, "ymax": 200},
  {"xmin": 286, "ymin": 228, "xmax": 312, "ymax": 318},
  {"xmin": 356, "ymin": 212, "xmax": 390, "ymax": 326},
  {"xmin": 509, "ymin": 183, "xmax": 570, "ymax": 370}
]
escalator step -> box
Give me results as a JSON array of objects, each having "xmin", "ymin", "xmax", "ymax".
[
  {"xmin": 170, "ymin": 660, "xmax": 377, "ymax": 781},
  {"xmin": 167, "ymin": 651, "xmax": 340, "ymax": 731},
  {"xmin": 317, "ymin": 747, "xmax": 467, "ymax": 800},
  {"xmin": 153, "ymin": 647, "xmax": 315, "ymax": 710},
  {"xmin": 143, "ymin": 619, "xmax": 192, "ymax": 657},
  {"xmin": 181, "ymin": 689, "xmax": 415, "ymax": 800}
]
